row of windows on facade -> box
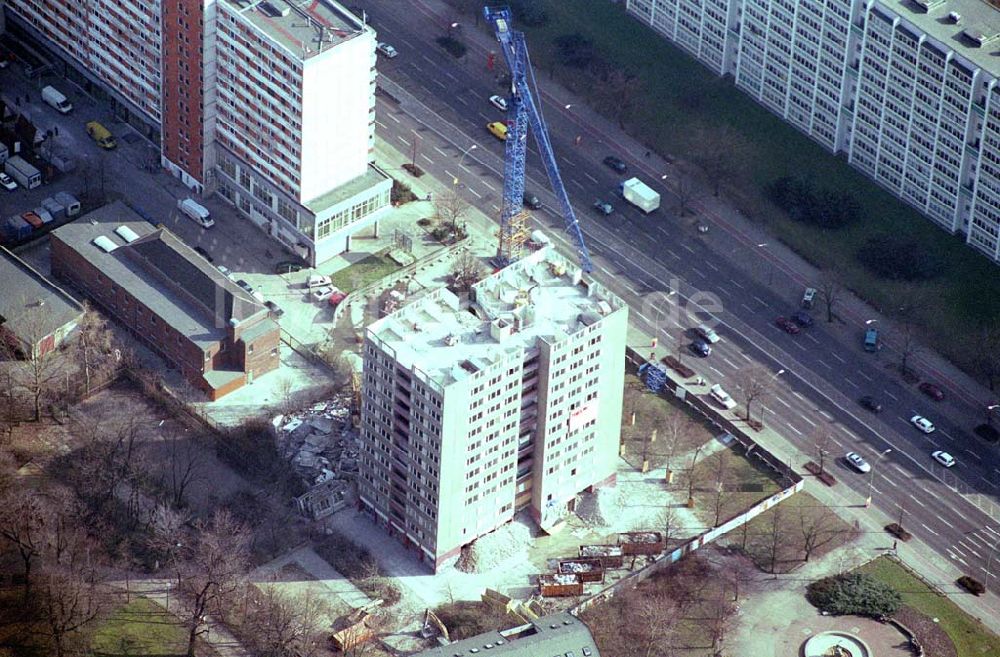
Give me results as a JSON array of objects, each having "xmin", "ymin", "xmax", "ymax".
[{"xmin": 316, "ymin": 191, "xmax": 390, "ymax": 241}]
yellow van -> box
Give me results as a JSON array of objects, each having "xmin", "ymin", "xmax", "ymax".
[
  {"xmin": 486, "ymin": 121, "xmax": 508, "ymax": 141},
  {"xmin": 85, "ymin": 121, "xmax": 117, "ymax": 149}
]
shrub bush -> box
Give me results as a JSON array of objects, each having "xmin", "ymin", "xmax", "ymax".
[
  {"xmin": 806, "ymin": 573, "xmax": 902, "ymax": 617},
  {"xmin": 553, "ymin": 33, "xmax": 595, "ymax": 69},
  {"xmin": 857, "ymin": 234, "xmax": 944, "ymax": 281},
  {"xmin": 391, "ymin": 179, "xmax": 416, "ymax": 205},
  {"xmin": 885, "ymin": 523, "xmax": 912, "ymax": 541},
  {"xmin": 957, "ymin": 575, "xmax": 986, "ymax": 596},
  {"xmin": 764, "ymin": 176, "xmax": 860, "ymax": 229},
  {"xmin": 509, "ymin": 0, "xmax": 549, "ymax": 26}
]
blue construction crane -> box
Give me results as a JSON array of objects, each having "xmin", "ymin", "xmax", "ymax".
[{"xmin": 484, "ymin": 6, "xmax": 593, "ymax": 273}]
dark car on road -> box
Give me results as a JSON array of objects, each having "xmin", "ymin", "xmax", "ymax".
[
  {"xmin": 193, "ymin": 246, "xmax": 213, "ymax": 263},
  {"xmin": 264, "ymin": 300, "xmax": 284, "ymax": 318},
  {"xmin": 592, "ymin": 199, "xmax": 613, "ymax": 216},
  {"xmin": 603, "ymin": 155, "xmax": 627, "ymax": 174},
  {"xmin": 918, "ymin": 382, "xmax": 946, "ymax": 401},
  {"xmin": 236, "ymin": 279, "xmax": 255, "ymax": 295},
  {"xmin": 792, "ymin": 311, "xmax": 814, "ymax": 328},
  {"xmin": 689, "ymin": 339, "xmax": 712, "ymax": 357},
  {"xmin": 522, "ymin": 192, "xmax": 542, "ymax": 210},
  {"xmin": 859, "ymin": 396, "xmax": 883, "ymax": 413},
  {"xmin": 775, "ymin": 316, "xmax": 800, "ymax": 335}
]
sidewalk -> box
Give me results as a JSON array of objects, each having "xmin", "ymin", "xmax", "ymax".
[{"xmin": 408, "ymin": 0, "xmax": 996, "ymax": 413}]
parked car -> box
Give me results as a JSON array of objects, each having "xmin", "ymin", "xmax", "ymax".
[
  {"xmin": 775, "ymin": 316, "xmax": 800, "ymax": 334},
  {"xmin": 845, "ymin": 451, "xmax": 871, "ymax": 473},
  {"xmin": 690, "ymin": 339, "xmax": 711, "ymax": 357},
  {"xmin": 709, "ymin": 384, "xmax": 737, "ymax": 410},
  {"xmin": 489, "ymin": 94, "xmax": 508, "ymax": 111},
  {"xmin": 216, "ymin": 265, "xmax": 234, "ymax": 279},
  {"xmin": 858, "ymin": 396, "xmax": 883, "ymax": 413},
  {"xmin": 801, "ymin": 287, "xmax": 816, "ymax": 309},
  {"xmin": 931, "ymin": 450, "xmax": 955, "ymax": 468},
  {"xmin": 863, "ymin": 327, "xmax": 879, "ymax": 352},
  {"xmin": 264, "ymin": 300, "xmax": 284, "ymax": 318},
  {"xmin": 910, "ymin": 415, "xmax": 936, "ymax": 434},
  {"xmin": 918, "ymin": 382, "xmax": 946, "ymax": 401},
  {"xmin": 85, "ymin": 121, "xmax": 117, "ymax": 149},
  {"xmin": 792, "ymin": 311, "xmax": 814, "ymax": 328},
  {"xmin": 327, "ymin": 290, "xmax": 348, "ymax": 307},
  {"xmin": 236, "ymin": 279, "xmax": 255, "ymax": 295},
  {"xmin": 376, "ymin": 42, "xmax": 398, "ymax": 58},
  {"xmin": 0, "ymin": 172, "xmax": 17, "ymax": 191},
  {"xmin": 523, "ymin": 192, "xmax": 542, "ymax": 210},
  {"xmin": 695, "ymin": 324, "xmax": 720, "ymax": 344},
  {"xmin": 592, "ymin": 199, "xmax": 613, "ymax": 215},
  {"xmin": 602, "ymin": 155, "xmax": 627, "ymax": 174},
  {"xmin": 307, "ymin": 274, "xmax": 332, "ymax": 288},
  {"xmin": 193, "ymin": 246, "xmax": 213, "ymax": 263},
  {"xmin": 312, "ymin": 285, "xmax": 337, "ymax": 302}
]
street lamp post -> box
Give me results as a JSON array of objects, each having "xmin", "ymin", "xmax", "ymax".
[
  {"xmin": 756, "ymin": 243, "xmax": 773, "ymax": 286},
  {"xmin": 986, "ymin": 404, "xmax": 999, "ymax": 427},
  {"xmin": 757, "ymin": 369, "xmax": 785, "ymax": 428},
  {"xmin": 865, "ymin": 448, "xmax": 892, "ymax": 508},
  {"xmin": 452, "ymin": 144, "xmax": 477, "ymax": 186}
]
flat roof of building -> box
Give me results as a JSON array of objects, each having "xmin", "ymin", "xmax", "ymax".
[
  {"xmin": 51, "ymin": 201, "xmax": 264, "ymax": 349},
  {"xmin": 222, "ymin": 0, "xmax": 366, "ymax": 60},
  {"xmin": 305, "ymin": 165, "xmax": 392, "ymax": 214},
  {"xmin": 881, "ymin": 0, "xmax": 1000, "ymax": 73},
  {"xmin": 416, "ymin": 613, "xmax": 601, "ymax": 657},
  {"xmin": 0, "ymin": 245, "xmax": 83, "ymax": 347},
  {"xmin": 367, "ymin": 247, "xmax": 625, "ymax": 389}
]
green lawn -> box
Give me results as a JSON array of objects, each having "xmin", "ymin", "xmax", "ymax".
[
  {"xmin": 474, "ymin": 0, "xmax": 1000, "ymax": 374},
  {"xmin": 91, "ymin": 597, "xmax": 189, "ymax": 657},
  {"xmin": 329, "ymin": 251, "xmax": 400, "ymax": 292},
  {"xmin": 858, "ymin": 556, "xmax": 1000, "ymax": 657}
]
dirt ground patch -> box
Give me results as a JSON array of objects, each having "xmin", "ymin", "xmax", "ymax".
[
  {"xmin": 679, "ymin": 444, "xmax": 784, "ymax": 528},
  {"xmin": 620, "ymin": 374, "xmax": 714, "ymax": 471}
]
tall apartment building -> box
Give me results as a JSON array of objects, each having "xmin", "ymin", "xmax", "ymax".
[
  {"xmin": 626, "ymin": 0, "xmax": 1000, "ymax": 263},
  {"xmin": 358, "ymin": 248, "xmax": 628, "ymax": 570},
  {"xmin": 3, "ymin": 0, "xmax": 391, "ymax": 266}
]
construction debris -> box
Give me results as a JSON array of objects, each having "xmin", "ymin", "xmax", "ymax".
[
  {"xmin": 273, "ymin": 393, "xmax": 359, "ymax": 519},
  {"xmin": 538, "ymin": 573, "xmax": 583, "ymax": 597},
  {"xmin": 455, "ymin": 515, "xmax": 534, "ymax": 573},
  {"xmin": 618, "ymin": 531, "xmax": 665, "ymax": 555},
  {"xmin": 579, "ymin": 544, "xmax": 624, "ymax": 568}
]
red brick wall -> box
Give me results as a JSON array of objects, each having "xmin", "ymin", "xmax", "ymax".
[{"xmin": 161, "ymin": 0, "xmax": 205, "ymax": 184}]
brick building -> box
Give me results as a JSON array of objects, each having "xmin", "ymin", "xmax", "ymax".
[{"xmin": 50, "ymin": 201, "xmax": 280, "ymax": 400}]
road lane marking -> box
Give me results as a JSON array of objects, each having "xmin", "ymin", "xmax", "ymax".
[
  {"xmin": 691, "ymin": 267, "xmax": 706, "ymax": 278},
  {"xmin": 388, "ymin": 112, "xmax": 401, "ymax": 123},
  {"xmin": 706, "ymin": 261, "xmax": 720, "ymax": 272},
  {"xmin": 570, "ymin": 179, "xmax": 585, "ymax": 191},
  {"xmin": 456, "ymin": 95, "xmax": 468, "ymax": 106},
  {"xmin": 434, "ymin": 146, "xmax": 450, "ymax": 157},
  {"xmin": 468, "ymin": 187, "xmax": 482, "ymax": 199},
  {"xmin": 884, "ymin": 390, "xmax": 898, "ymax": 401},
  {"xmin": 775, "ymin": 396, "xmax": 792, "ymax": 409},
  {"xmin": 920, "ymin": 523, "xmax": 939, "ymax": 536},
  {"xmin": 910, "ymin": 496, "xmax": 926, "ymax": 507},
  {"xmin": 721, "ymin": 356, "xmax": 737, "ymax": 369},
  {"xmin": 797, "ymin": 413, "xmax": 817, "ymax": 427},
  {"xmin": 740, "ymin": 303, "xmax": 755, "ymax": 313},
  {"xmin": 397, "ymin": 135, "xmax": 409, "ymax": 145},
  {"xmin": 948, "ymin": 551, "xmax": 969, "ymax": 567},
  {"xmin": 817, "ymin": 359, "xmax": 832, "ymax": 370},
  {"xmin": 858, "ymin": 371, "xmax": 873, "ymax": 381},
  {"xmin": 482, "ymin": 180, "xmax": 496, "ymax": 192},
  {"xmin": 560, "ymin": 157, "xmax": 575, "ymax": 168},
  {"xmin": 665, "ymin": 249, "xmax": 680, "ymax": 259},
  {"xmin": 443, "ymin": 169, "xmax": 456, "ymax": 182},
  {"xmin": 963, "ymin": 449, "xmax": 981, "ymax": 461},
  {"xmin": 445, "ymin": 71, "xmax": 458, "ymax": 82},
  {"xmin": 740, "ymin": 353, "xmax": 752, "ymax": 361},
  {"xmin": 709, "ymin": 366, "xmax": 725, "ymax": 378},
  {"xmin": 831, "ymin": 353, "xmax": 846, "ymax": 364},
  {"xmin": 805, "ymin": 333, "xmax": 820, "ymax": 344},
  {"xmin": 753, "ymin": 296, "xmax": 768, "ymax": 306},
  {"xmin": 792, "ymin": 392, "xmax": 806, "ymax": 402},
  {"xmin": 730, "ymin": 279, "xmax": 745, "ymax": 289},
  {"xmin": 788, "ymin": 424, "xmax": 804, "ymax": 436},
  {"xmin": 881, "ymin": 475, "xmax": 897, "ymax": 487},
  {"xmin": 419, "ymin": 154, "xmax": 434, "ymax": 165},
  {"xmin": 682, "ymin": 244, "xmax": 695, "ymax": 254},
  {"xmin": 819, "ymin": 410, "xmax": 834, "ymax": 420},
  {"xmin": 584, "ymin": 172, "xmax": 598, "ymax": 184},
  {"xmin": 845, "ymin": 378, "xmax": 859, "ymax": 389}
]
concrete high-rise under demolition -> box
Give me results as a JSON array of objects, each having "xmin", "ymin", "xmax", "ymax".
[{"xmin": 358, "ymin": 247, "xmax": 628, "ymax": 570}]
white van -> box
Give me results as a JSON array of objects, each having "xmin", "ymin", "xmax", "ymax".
[
  {"xmin": 177, "ymin": 198, "xmax": 214, "ymax": 228},
  {"xmin": 42, "ymin": 85, "xmax": 73, "ymax": 114}
]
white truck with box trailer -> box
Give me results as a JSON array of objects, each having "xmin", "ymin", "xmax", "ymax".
[
  {"xmin": 619, "ymin": 177, "xmax": 660, "ymax": 214},
  {"xmin": 4, "ymin": 156, "xmax": 41, "ymax": 189},
  {"xmin": 42, "ymin": 85, "xmax": 73, "ymax": 114}
]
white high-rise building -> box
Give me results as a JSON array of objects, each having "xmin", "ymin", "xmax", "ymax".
[
  {"xmin": 626, "ymin": 0, "xmax": 1000, "ymax": 263},
  {"xmin": 358, "ymin": 248, "xmax": 628, "ymax": 571}
]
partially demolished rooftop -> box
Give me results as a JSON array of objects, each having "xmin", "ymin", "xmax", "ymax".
[{"xmin": 366, "ymin": 246, "xmax": 626, "ymax": 390}]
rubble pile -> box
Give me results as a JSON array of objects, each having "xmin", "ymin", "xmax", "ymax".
[
  {"xmin": 455, "ymin": 518, "xmax": 534, "ymax": 573},
  {"xmin": 273, "ymin": 395, "xmax": 359, "ymax": 519}
]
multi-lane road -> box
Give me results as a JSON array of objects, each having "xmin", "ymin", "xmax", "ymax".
[{"xmin": 357, "ymin": 0, "xmax": 1000, "ymax": 585}]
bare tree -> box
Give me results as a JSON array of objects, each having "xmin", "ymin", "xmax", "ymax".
[
  {"xmin": 813, "ymin": 431, "xmax": 833, "ymax": 475},
  {"xmin": 0, "ymin": 298, "xmax": 70, "ymax": 421},
  {"xmin": 972, "ymin": 320, "xmax": 1000, "ymax": 391},
  {"xmin": 734, "ymin": 365, "xmax": 777, "ymax": 423},
  {"xmin": 816, "ymin": 271, "xmax": 842, "ymax": 323},
  {"xmin": 897, "ymin": 319, "xmax": 921, "ymax": 377},
  {"xmin": 658, "ymin": 503, "xmax": 681, "ymax": 552},
  {"xmin": 434, "ymin": 190, "xmax": 470, "ymax": 233},
  {"xmin": 628, "ymin": 591, "xmax": 679, "ymax": 657},
  {"xmin": 0, "ymin": 488, "xmax": 48, "ymax": 603},
  {"xmin": 710, "ymin": 450, "xmax": 730, "ymax": 527},
  {"xmin": 704, "ymin": 586, "xmax": 734, "ymax": 653},
  {"xmin": 661, "ymin": 411, "xmax": 691, "ymax": 483},
  {"xmin": 448, "ymin": 250, "xmax": 485, "ymax": 293},
  {"xmin": 672, "ymin": 171, "xmax": 699, "ymax": 217},
  {"xmin": 592, "ymin": 65, "xmax": 642, "ymax": 130},
  {"xmin": 685, "ymin": 445, "xmax": 704, "ymax": 509},
  {"xmin": 72, "ymin": 303, "xmax": 115, "ymax": 396},
  {"xmin": 685, "ymin": 123, "xmax": 751, "ymax": 197},
  {"xmin": 240, "ymin": 585, "xmax": 331, "ymax": 657},
  {"xmin": 165, "ymin": 434, "xmax": 201, "ymax": 509},
  {"xmin": 147, "ymin": 503, "xmax": 191, "ymax": 570},
  {"xmin": 763, "ymin": 505, "xmax": 786, "ymax": 574},
  {"xmin": 177, "ymin": 510, "xmax": 252, "ymax": 657},
  {"xmin": 798, "ymin": 507, "xmax": 843, "ymax": 562},
  {"xmin": 70, "ymin": 416, "xmax": 145, "ymax": 525}
]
